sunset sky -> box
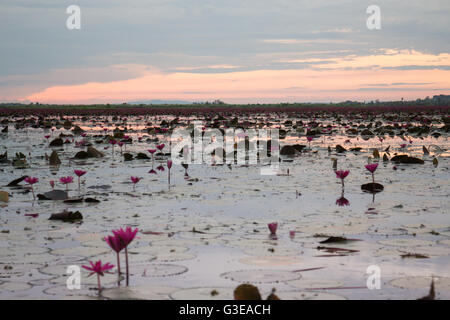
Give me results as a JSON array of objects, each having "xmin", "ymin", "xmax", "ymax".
[{"xmin": 1, "ymin": 0, "xmax": 449, "ymax": 104}]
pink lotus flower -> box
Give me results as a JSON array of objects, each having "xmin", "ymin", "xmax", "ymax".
[
  {"xmin": 25, "ymin": 213, "xmax": 39, "ymax": 218},
  {"xmin": 130, "ymin": 176, "xmax": 141, "ymax": 191},
  {"xmin": 104, "ymin": 234, "xmax": 125, "ymax": 278},
  {"xmin": 306, "ymin": 136, "xmax": 313, "ymax": 148},
  {"xmin": 335, "ymin": 170, "xmax": 349, "ymax": 180},
  {"xmin": 400, "ymin": 143, "xmax": 407, "ymax": 149},
  {"xmin": 148, "ymin": 149, "xmax": 156, "ymax": 155},
  {"xmin": 82, "ymin": 260, "xmax": 115, "ymax": 292},
  {"xmin": 112, "ymin": 227, "xmax": 138, "ymax": 286},
  {"xmin": 109, "ymin": 139, "xmax": 117, "ymax": 156},
  {"xmin": 365, "ymin": 163, "xmax": 378, "ymax": 173},
  {"xmin": 365, "ymin": 163, "xmax": 379, "ymax": 184},
  {"xmin": 25, "ymin": 176, "xmax": 38, "ymax": 185},
  {"xmin": 112, "ymin": 227, "xmax": 138, "ymax": 248},
  {"xmin": 49, "ymin": 180, "xmax": 55, "ymax": 190},
  {"xmin": 74, "ymin": 170, "xmax": 86, "ymax": 191},
  {"xmin": 289, "ymin": 230, "xmax": 296, "ymax": 238},
  {"xmin": 268, "ymin": 222, "xmax": 278, "ymax": 235},
  {"xmin": 60, "ymin": 176, "xmax": 73, "ymax": 191},
  {"xmin": 74, "ymin": 170, "xmax": 86, "ymax": 177},
  {"xmin": 60, "ymin": 176, "xmax": 74, "ymax": 184},
  {"xmin": 148, "ymin": 169, "xmax": 157, "ymax": 174},
  {"xmin": 157, "ymin": 165, "xmax": 165, "ymax": 171},
  {"xmin": 335, "ymin": 170, "xmax": 350, "ymax": 188},
  {"xmin": 44, "ymin": 135, "xmax": 50, "ymax": 140},
  {"xmin": 25, "ymin": 176, "xmax": 38, "ymax": 200},
  {"xmin": 156, "ymin": 143, "xmax": 165, "ymax": 151}
]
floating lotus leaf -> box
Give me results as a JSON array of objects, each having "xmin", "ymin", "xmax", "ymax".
[
  {"xmin": 102, "ymin": 285, "xmax": 178, "ymax": 300},
  {"xmin": 170, "ymin": 287, "xmax": 233, "ymax": 300},
  {"xmin": 390, "ymin": 276, "xmax": 450, "ymax": 291},
  {"xmin": 239, "ymin": 256, "xmax": 303, "ymax": 267},
  {"xmin": 221, "ymin": 269, "xmax": 302, "ymax": 284},
  {"xmin": 378, "ymin": 238, "xmax": 434, "ymax": 247},
  {"xmin": 274, "ymin": 290, "xmax": 346, "ymax": 300}
]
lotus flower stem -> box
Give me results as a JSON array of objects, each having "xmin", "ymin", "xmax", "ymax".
[
  {"xmin": 125, "ymin": 246, "xmax": 129, "ymax": 286},
  {"xmin": 97, "ymin": 274, "xmax": 101, "ymax": 292}
]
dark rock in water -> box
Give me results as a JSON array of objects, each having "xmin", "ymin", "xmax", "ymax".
[
  {"xmin": 391, "ymin": 155, "xmax": 408, "ymax": 162},
  {"xmin": 49, "ymin": 150, "xmax": 61, "ymax": 166},
  {"xmin": 350, "ymin": 147, "xmax": 362, "ymax": 152},
  {"xmin": 48, "ymin": 210, "xmax": 83, "ymax": 222},
  {"xmin": 74, "ymin": 151, "xmax": 89, "ymax": 159},
  {"xmin": 72, "ymin": 126, "xmax": 84, "ymax": 134},
  {"xmin": 113, "ymin": 131, "xmax": 124, "ymax": 139},
  {"xmin": 383, "ymin": 154, "xmax": 389, "ymax": 162},
  {"xmin": 234, "ymin": 284, "xmax": 262, "ymax": 300},
  {"xmin": 361, "ymin": 129, "xmax": 374, "ymax": 136},
  {"xmin": 280, "ymin": 145, "xmax": 297, "ymax": 156},
  {"xmin": 1, "ymin": 126, "xmax": 7, "ymax": 133},
  {"xmin": 88, "ymin": 185, "xmax": 111, "ymax": 190},
  {"xmin": 7, "ymin": 176, "xmax": 28, "ymax": 186},
  {"xmin": 292, "ymin": 144, "xmax": 306, "ymax": 152},
  {"xmin": 124, "ymin": 153, "xmax": 134, "ymax": 161},
  {"xmin": 136, "ymin": 152, "xmax": 150, "ymax": 159},
  {"xmin": 399, "ymin": 157, "xmax": 424, "ymax": 164},
  {"xmin": 63, "ymin": 120, "xmax": 72, "ymax": 130},
  {"xmin": 87, "ymin": 146, "xmax": 104, "ymax": 158},
  {"xmin": 0, "ymin": 151, "xmax": 7, "ymax": 162},
  {"xmin": 361, "ymin": 182, "xmax": 384, "ymax": 193},
  {"xmin": 49, "ymin": 138, "xmax": 63, "ymax": 147},
  {"xmin": 336, "ymin": 145, "xmax": 347, "ymax": 153},
  {"xmin": 391, "ymin": 155, "xmax": 424, "ymax": 164},
  {"xmin": 37, "ymin": 190, "xmax": 68, "ymax": 200},
  {"xmin": 12, "ymin": 158, "xmax": 27, "ymax": 168},
  {"xmin": 85, "ymin": 197, "xmax": 100, "ymax": 203}
]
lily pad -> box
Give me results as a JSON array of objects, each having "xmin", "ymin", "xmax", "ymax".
[{"xmin": 221, "ymin": 269, "xmax": 302, "ymax": 284}]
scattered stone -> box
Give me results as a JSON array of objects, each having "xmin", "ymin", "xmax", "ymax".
[
  {"xmin": 234, "ymin": 284, "xmax": 262, "ymax": 300},
  {"xmin": 124, "ymin": 153, "xmax": 133, "ymax": 161},
  {"xmin": 0, "ymin": 191, "xmax": 9, "ymax": 202},
  {"xmin": 49, "ymin": 138, "xmax": 63, "ymax": 147},
  {"xmin": 74, "ymin": 151, "xmax": 89, "ymax": 159},
  {"xmin": 72, "ymin": 126, "xmax": 84, "ymax": 134},
  {"xmin": 48, "ymin": 210, "xmax": 83, "ymax": 222},
  {"xmin": 87, "ymin": 146, "xmax": 104, "ymax": 158},
  {"xmin": 37, "ymin": 190, "xmax": 68, "ymax": 201},
  {"xmin": 0, "ymin": 151, "xmax": 7, "ymax": 162},
  {"xmin": 391, "ymin": 155, "xmax": 424, "ymax": 164},
  {"xmin": 280, "ymin": 145, "xmax": 297, "ymax": 156},
  {"xmin": 49, "ymin": 150, "xmax": 61, "ymax": 166},
  {"xmin": 85, "ymin": 198, "xmax": 100, "ymax": 203},
  {"xmin": 373, "ymin": 149, "xmax": 380, "ymax": 159},
  {"xmin": 361, "ymin": 129, "xmax": 374, "ymax": 136},
  {"xmin": 335, "ymin": 145, "xmax": 346, "ymax": 153},
  {"xmin": 136, "ymin": 152, "xmax": 150, "ymax": 159},
  {"xmin": 361, "ymin": 182, "xmax": 384, "ymax": 193}
]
